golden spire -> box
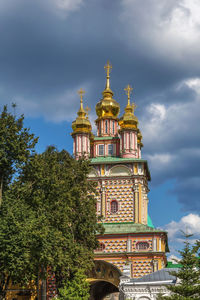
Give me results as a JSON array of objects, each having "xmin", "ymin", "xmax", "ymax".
[
  {"xmin": 118, "ymin": 83, "xmax": 138, "ymax": 130},
  {"xmin": 85, "ymin": 106, "xmax": 91, "ymax": 119},
  {"xmin": 71, "ymin": 89, "xmax": 92, "ymax": 135},
  {"xmin": 78, "ymin": 88, "xmax": 85, "ymax": 111},
  {"xmin": 95, "ymin": 61, "xmax": 120, "ymax": 120},
  {"xmin": 124, "ymin": 84, "xmax": 133, "ymax": 106},
  {"xmin": 104, "ymin": 60, "xmax": 112, "ymax": 89},
  {"xmin": 132, "ymin": 102, "xmax": 137, "ymax": 114}
]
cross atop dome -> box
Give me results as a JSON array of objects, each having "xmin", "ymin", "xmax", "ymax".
[
  {"xmin": 124, "ymin": 84, "xmax": 133, "ymax": 106},
  {"xmin": 85, "ymin": 106, "xmax": 91, "ymax": 119},
  {"xmin": 78, "ymin": 88, "xmax": 85, "ymax": 105},
  {"xmin": 104, "ymin": 61, "xmax": 112, "ymax": 77},
  {"xmin": 104, "ymin": 61, "xmax": 112, "ymax": 89}
]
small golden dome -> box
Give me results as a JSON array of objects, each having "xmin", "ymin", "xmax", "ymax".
[
  {"xmin": 95, "ymin": 61, "xmax": 120, "ymax": 120},
  {"xmin": 71, "ymin": 89, "xmax": 92, "ymax": 135},
  {"xmin": 137, "ymin": 129, "xmax": 143, "ymax": 147},
  {"xmin": 119, "ymin": 84, "xmax": 138, "ymax": 130}
]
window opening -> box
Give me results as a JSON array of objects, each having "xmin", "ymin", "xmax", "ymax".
[
  {"xmin": 99, "ymin": 145, "xmax": 104, "ymax": 156},
  {"xmin": 136, "ymin": 241, "xmax": 149, "ymax": 250},
  {"xmin": 105, "ymin": 120, "xmax": 108, "ymax": 133},
  {"xmin": 108, "ymin": 144, "xmax": 113, "ymax": 156},
  {"xmin": 112, "ymin": 121, "xmax": 115, "ymax": 135},
  {"xmin": 111, "ymin": 200, "xmax": 118, "ymax": 213}
]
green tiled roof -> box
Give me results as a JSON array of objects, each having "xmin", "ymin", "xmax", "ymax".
[
  {"xmin": 99, "ymin": 222, "xmax": 166, "ymax": 235},
  {"xmin": 93, "ymin": 136, "xmax": 119, "ymax": 141},
  {"xmin": 91, "ymin": 156, "xmax": 147, "ymax": 163},
  {"xmin": 147, "ymin": 215, "xmax": 154, "ymax": 228},
  {"xmin": 166, "ymin": 261, "xmax": 182, "ymax": 268}
]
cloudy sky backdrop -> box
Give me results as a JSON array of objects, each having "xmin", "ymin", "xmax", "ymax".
[{"xmin": 1, "ymin": 0, "xmax": 200, "ymax": 256}]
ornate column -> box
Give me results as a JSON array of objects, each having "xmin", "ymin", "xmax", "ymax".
[
  {"xmin": 101, "ymin": 185, "xmax": 107, "ymax": 217},
  {"xmin": 134, "ymin": 184, "xmax": 139, "ymax": 223}
]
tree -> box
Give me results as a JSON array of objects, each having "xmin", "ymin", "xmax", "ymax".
[
  {"xmin": 0, "ymin": 146, "xmax": 103, "ymax": 299},
  {"xmin": 0, "ymin": 105, "xmax": 38, "ymax": 205},
  {"xmin": 0, "ymin": 191, "xmax": 37, "ymax": 299},
  {"xmin": 57, "ymin": 270, "xmax": 90, "ymax": 300},
  {"xmin": 158, "ymin": 236, "xmax": 200, "ymax": 300}
]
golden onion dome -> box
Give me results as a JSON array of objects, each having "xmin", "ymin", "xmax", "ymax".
[
  {"xmin": 119, "ymin": 84, "xmax": 138, "ymax": 130},
  {"xmin": 137, "ymin": 129, "xmax": 143, "ymax": 147},
  {"xmin": 71, "ymin": 89, "xmax": 92, "ymax": 135},
  {"xmin": 95, "ymin": 61, "xmax": 120, "ymax": 120}
]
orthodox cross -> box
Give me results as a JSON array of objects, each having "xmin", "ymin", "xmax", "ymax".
[
  {"xmin": 124, "ymin": 84, "xmax": 133, "ymax": 106},
  {"xmin": 78, "ymin": 88, "xmax": 85, "ymax": 104},
  {"xmin": 85, "ymin": 106, "xmax": 91, "ymax": 118},
  {"xmin": 132, "ymin": 102, "xmax": 137, "ymax": 112},
  {"xmin": 104, "ymin": 61, "xmax": 112, "ymax": 78},
  {"xmin": 104, "ymin": 61, "xmax": 112, "ymax": 89}
]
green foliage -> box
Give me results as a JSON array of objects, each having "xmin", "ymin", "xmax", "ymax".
[
  {"xmin": 57, "ymin": 270, "xmax": 90, "ymax": 300},
  {"xmin": 0, "ymin": 105, "xmax": 37, "ymax": 204},
  {"xmin": 0, "ymin": 146, "xmax": 102, "ymax": 298},
  {"xmin": 0, "ymin": 183, "xmax": 37, "ymax": 298},
  {"xmin": 158, "ymin": 238, "xmax": 200, "ymax": 300}
]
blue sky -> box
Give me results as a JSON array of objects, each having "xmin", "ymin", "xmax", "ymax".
[{"xmin": 1, "ymin": 0, "xmax": 200, "ymax": 257}]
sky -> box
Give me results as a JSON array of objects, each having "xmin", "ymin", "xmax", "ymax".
[{"xmin": 0, "ymin": 0, "xmax": 200, "ymax": 257}]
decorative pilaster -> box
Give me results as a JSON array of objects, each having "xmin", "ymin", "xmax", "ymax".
[
  {"xmin": 101, "ymin": 186, "xmax": 107, "ymax": 217},
  {"xmin": 134, "ymin": 184, "xmax": 139, "ymax": 223}
]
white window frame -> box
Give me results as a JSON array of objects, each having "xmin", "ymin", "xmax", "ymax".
[
  {"xmin": 98, "ymin": 144, "xmax": 104, "ymax": 156},
  {"xmin": 108, "ymin": 144, "xmax": 114, "ymax": 156}
]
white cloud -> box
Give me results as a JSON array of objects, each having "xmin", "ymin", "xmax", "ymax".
[
  {"xmin": 165, "ymin": 213, "xmax": 200, "ymax": 241},
  {"xmin": 148, "ymin": 103, "xmax": 166, "ymax": 122},
  {"xmin": 185, "ymin": 78, "xmax": 200, "ymax": 94},
  {"xmin": 53, "ymin": 0, "xmax": 83, "ymax": 11},
  {"xmin": 121, "ymin": 0, "xmax": 200, "ymax": 63},
  {"xmin": 146, "ymin": 153, "xmax": 174, "ymax": 172},
  {"xmin": 167, "ymin": 255, "xmax": 180, "ymax": 263},
  {"xmin": 162, "ymin": 214, "xmax": 200, "ymax": 256},
  {"xmin": 141, "ymin": 76, "xmax": 200, "ymax": 153}
]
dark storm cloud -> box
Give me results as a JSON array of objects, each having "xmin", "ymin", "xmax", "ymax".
[
  {"xmin": 0, "ymin": 0, "xmax": 198, "ymax": 109},
  {"xmin": 0, "ymin": 0, "xmax": 200, "ymax": 212}
]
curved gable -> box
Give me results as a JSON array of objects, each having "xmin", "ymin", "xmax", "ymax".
[
  {"xmin": 109, "ymin": 165, "xmax": 131, "ymax": 177},
  {"xmin": 88, "ymin": 168, "xmax": 98, "ymax": 178}
]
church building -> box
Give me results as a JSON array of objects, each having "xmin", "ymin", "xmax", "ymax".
[{"xmin": 71, "ymin": 62, "xmax": 168, "ymax": 279}]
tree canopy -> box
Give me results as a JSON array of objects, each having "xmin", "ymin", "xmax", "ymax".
[
  {"xmin": 0, "ymin": 146, "xmax": 103, "ymax": 299},
  {"xmin": 0, "ymin": 105, "xmax": 38, "ymax": 205}
]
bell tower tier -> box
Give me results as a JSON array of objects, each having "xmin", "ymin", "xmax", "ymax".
[
  {"xmin": 95, "ymin": 61, "xmax": 120, "ymax": 138},
  {"xmin": 118, "ymin": 84, "xmax": 143, "ymax": 159},
  {"xmin": 71, "ymin": 89, "xmax": 92, "ymax": 160},
  {"xmin": 71, "ymin": 61, "xmax": 168, "ymax": 279}
]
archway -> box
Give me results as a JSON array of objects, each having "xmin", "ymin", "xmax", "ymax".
[{"xmin": 88, "ymin": 260, "xmax": 122, "ymax": 300}]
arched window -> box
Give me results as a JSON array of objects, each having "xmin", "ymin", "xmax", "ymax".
[
  {"xmin": 111, "ymin": 200, "xmax": 118, "ymax": 214},
  {"xmin": 112, "ymin": 120, "xmax": 115, "ymax": 134},
  {"xmin": 105, "ymin": 120, "xmax": 108, "ymax": 133},
  {"xmin": 96, "ymin": 243, "xmax": 105, "ymax": 252},
  {"xmin": 136, "ymin": 241, "xmax": 149, "ymax": 250}
]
